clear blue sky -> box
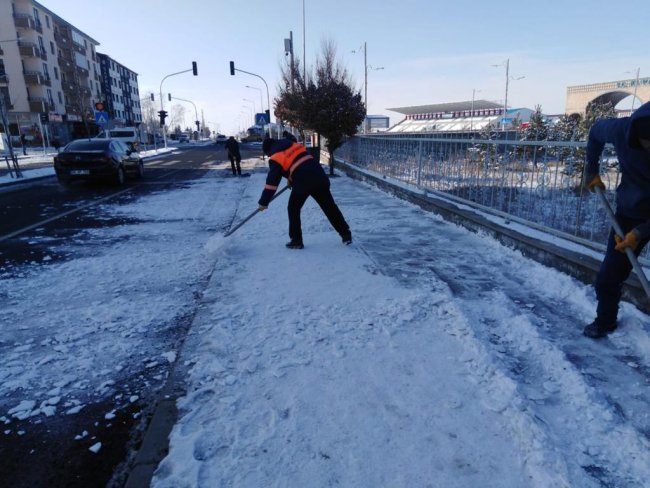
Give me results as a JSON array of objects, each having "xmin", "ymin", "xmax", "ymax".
[{"xmin": 46, "ymin": 0, "xmax": 650, "ymax": 135}]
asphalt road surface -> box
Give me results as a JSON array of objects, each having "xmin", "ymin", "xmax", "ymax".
[{"xmin": 0, "ymin": 142, "xmax": 263, "ymax": 488}]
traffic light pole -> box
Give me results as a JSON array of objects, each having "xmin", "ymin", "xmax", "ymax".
[
  {"xmin": 170, "ymin": 96, "xmax": 199, "ymax": 139},
  {"xmin": 159, "ymin": 62, "xmax": 198, "ymax": 149}
]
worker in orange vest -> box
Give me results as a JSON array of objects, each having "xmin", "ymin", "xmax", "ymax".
[{"xmin": 258, "ymin": 136, "xmax": 352, "ymax": 249}]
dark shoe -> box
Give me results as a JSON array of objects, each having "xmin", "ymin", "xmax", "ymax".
[
  {"xmin": 583, "ymin": 321, "xmax": 617, "ymax": 339},
  {"xmin": 285, "ymin": 240, "xmax": 304, "ymax": 249},
  {"xmin": 341, "ymin": 232, "xmax": 352, "ymax": 245}
]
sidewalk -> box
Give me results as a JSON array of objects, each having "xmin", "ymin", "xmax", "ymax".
[{"xmin": 136, "ymin": 171, "xmax": 649, "ymax": 487}]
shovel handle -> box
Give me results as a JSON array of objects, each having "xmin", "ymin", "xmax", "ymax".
[
  {"xmin": 594, "ymin": 186, "xmax": 650, "ymax": 301},
  {"xmin": 224, "ymin": 185, "xmax": 290, "ymax": 237}
]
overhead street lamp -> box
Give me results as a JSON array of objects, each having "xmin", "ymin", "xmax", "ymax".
[
  {"xmin": 243, "ymin": 98, "xmax": 256, "ymax": 113},
  {"xmin": 352, "ymin": 42, "xmax": 384, "ymax": 133},
  {"xmin": 245, "ymin": 85, "xmax": 264, "ymax": 115},
  {"xmin": 159, "ymin": 61, "xmax": 198, "ymax": 148},
  {"xmin": 625, "ymin": 67, "xmax": 641, "ymax": 111},
  {"xmin": 242, "ymin": 104, "xmax": 254, "ymax": 126}
]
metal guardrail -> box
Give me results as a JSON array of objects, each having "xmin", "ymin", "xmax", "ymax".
[{"xmin": 337, "ymin": 135, "xmax": 649, "ymax": 261}]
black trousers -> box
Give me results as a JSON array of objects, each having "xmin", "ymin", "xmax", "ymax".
[
  {"xmin": 595, "ymin": 213, "xmax": 649, "ymax": 325},
  {"xmin": 228, "ymin": 154, "xmax": 241, "ymax": 175},
  {"xmin": 287, "ymin": 183, "xmax": 349, "ymax": 243}
]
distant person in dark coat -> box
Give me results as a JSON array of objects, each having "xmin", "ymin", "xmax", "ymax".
[
  {"xmin": 582, "ymin": 100, "xmax": 650, "ymax": 338},
  {"xmin": 257, "ymin": 137, "xmax": 351, "ymax": 249},
  {"xmin": 225, "ymin": 136, "xmax": 241, "ymax": 175},
  {"xmin": 282, "ymin": 130, "xmax": 297, "ymax": 142},
  {"xmin": 20, "ymin": 133, "xmax": 27, "ymax": 155}
]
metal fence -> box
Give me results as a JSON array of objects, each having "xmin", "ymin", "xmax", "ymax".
[{"xmin": 336, "ymin": 135, "xmax": 649, "ymax": 261}]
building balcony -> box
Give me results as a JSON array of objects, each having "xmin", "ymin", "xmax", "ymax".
[
  {"xmin": 72, "ymin": 43, "xmax": 87, "ymax": 57},
  {"xmin": 18, "ymin": 41, "xmax": 39, "ymax": 57},
  {"xmin": 28, "ymin": 97, "xmax": 48, "ymax": 113},
  {"xmin": 13, "ymin": 13, "xmax": 42, "ymax": 33},
  {"xmin": 54, "ymin": 31, "xmax": 70, "ymax": 45},
  {"xmin": 23, "ymin": 70, "xmax": 51, "ymax": 87}
]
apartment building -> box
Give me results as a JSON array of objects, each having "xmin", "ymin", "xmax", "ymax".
[
  {"xmin": 0, "ymin": 0, "xmax": 140, "ymax": 147},
  {"xmin": 97, "ymin": 53, "xmax": 142, "ymax": 127}
]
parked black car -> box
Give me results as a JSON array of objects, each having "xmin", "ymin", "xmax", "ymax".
[{"xmin": 54, "ymin": 139, "xmax": 144, "ymax": 186}]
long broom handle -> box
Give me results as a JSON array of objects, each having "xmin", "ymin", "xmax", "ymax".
[
  {"xmin": 594, "ymin": 186, "xmax": 650, "ymax": 301},
  {"xmin": 224, "ymin": 185, "xmax": 290, "ymax": 237}
]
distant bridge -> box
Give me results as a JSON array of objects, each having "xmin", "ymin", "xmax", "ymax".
[{"xmin": 565, "ymin": 77, "xmax": 650, "ymax": 115}]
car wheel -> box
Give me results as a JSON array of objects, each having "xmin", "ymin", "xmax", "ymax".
[
  {"xmin": 115, "ymin": 166, "xmax": 125, "ymax": 186},
  {"xmin": 57, "ymin": 175, "xmax": 71, "ymax": 187},
  {"xmin": 136, "ymin": 160, "xmax": 144, "ymax": 179}
]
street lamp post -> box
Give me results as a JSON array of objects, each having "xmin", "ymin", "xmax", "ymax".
[
  {"xmin": 245, "ymin": 85, "xmax": 264, "ymax": 116},
  {"xmin": 491, "ymin": 59, "xmax": 524, "ymax": 130},
  {"xmin": 628, "ymin": 67, "xmax": 641, "ymax": 112},
  {"xmin": 470, "ymin": 88, "xmax": 481, "ymax": 133},
  {"xmin": 352, "ymin": 42, "xmax": 384, "ymax": 134},
  {"xmin": 159, "ymin": 61, "xmax": 198, "ymax": 148},
  {"xmin": 243, "ymin": 98, "xmax": 256, "ymax": 114}
]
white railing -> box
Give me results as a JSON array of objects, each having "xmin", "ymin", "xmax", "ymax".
[{"xmin": 337, "ymin": 135, "xmax": 649, "ymax": 260}]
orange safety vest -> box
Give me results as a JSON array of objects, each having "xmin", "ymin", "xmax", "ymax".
[{"xmin": 272, "ymin": 143, "xmax": 312, "ymax": 178}]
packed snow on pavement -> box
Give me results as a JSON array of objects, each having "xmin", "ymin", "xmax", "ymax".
[{"xmin": 1, "ymin": 160, "xmax": 649, "ymax": 487}]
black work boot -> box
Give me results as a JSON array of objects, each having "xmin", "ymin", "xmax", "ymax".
[
  {"xmin": 583, "ymin": 321, "xmax": 617, "ymax": 339},
  {"xmin": 341, "ymin": 232, "xmax": 352, "ymax": 245},
  {"xmin": 285, "ymin": 240, "xmax": 304, "ymax": 249}
]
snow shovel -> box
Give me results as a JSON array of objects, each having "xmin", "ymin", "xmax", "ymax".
[
  {"xmin": 224, "ymin": 185, "xmax": 290, "ymax": 237},
  {"xmin": 594, "ymin": 186, "xmax": 650, "ymax": 301}
]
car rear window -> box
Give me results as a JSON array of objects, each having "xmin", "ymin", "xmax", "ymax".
[
  {"xmin": 66, "ymin": 140, "xmax": 110, "ymax": 151},
  {"xmin": 110, "ymin": 130, "xmax": 136, "ymax": 138}
]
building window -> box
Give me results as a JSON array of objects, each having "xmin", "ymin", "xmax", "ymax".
[
  {"xmin": 58, "ymin": 91, "xmax": 62, "ymax": 104},
  {"xmin": 53, "ymin": 67, "xmax": 58, "ymax": 80},
  {"xmin": 50, "ymin": 41, "xmax": 54, "ymax": 54},
  {"xmin": 45, "ymin": 15, "xmax": 50, "ymax": 29}
]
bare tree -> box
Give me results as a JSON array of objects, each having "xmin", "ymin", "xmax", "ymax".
[{"xmin": 275, "ymin": 39, "xmax": 365, "ymax": 175}]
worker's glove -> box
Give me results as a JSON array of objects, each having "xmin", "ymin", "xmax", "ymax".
[
  {"xmin": 258, "ymin": 204, "xmax": 268, "ymax": 212},
  {"xmin": 614, "ymin": 228, "xmax": 640, "ymax": 253},
  {"xmin": 585, "ymin": 174, "xmax": 605, "ymax": 193}
]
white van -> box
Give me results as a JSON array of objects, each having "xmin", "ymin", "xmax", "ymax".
[{"xmin": 93, "ymin": 127, "xmax": 140, "ymax": 150}]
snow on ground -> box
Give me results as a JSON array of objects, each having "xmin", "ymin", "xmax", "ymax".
[
  {"xmin": 0, "ymin": 161, "xmax": 235, "ymax": 430},
  {"xmin": 152, "ymin": 172, "xmax": 650, "ymax": 487},
  {"xmin": 2, "ymin": 160, "xmax": 649, "ymax": 487}
]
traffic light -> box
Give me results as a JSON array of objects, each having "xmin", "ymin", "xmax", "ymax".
[
  {"xmin": 150, "ymin": 93, "xmax": 154, "ymax": 101},
  {"xmin": 192, "ymin": 61, "xmax": 198, "ymax": 76},
  {"xmin": 168, "ymin": 93, "xmax": 171, "ymax": 102},
  {"xmin": 39, "ymin": 112, "xmax": 48, "ymax": 124},
  {"xmin": 158, "ymin": 110, "xmax": 168, "ymax": 127},
  {"xmin": 229, "ymin": 61, "xmax": 235, "ymax": 76}
]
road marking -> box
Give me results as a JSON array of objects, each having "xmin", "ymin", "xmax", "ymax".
[
  {"xmin": 0, "ymin": 187, "xmax": 134, "ymax": 242},
  {"xmin": 0, "ymin": 168, "xmax": 185, "ymax": 242}
]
